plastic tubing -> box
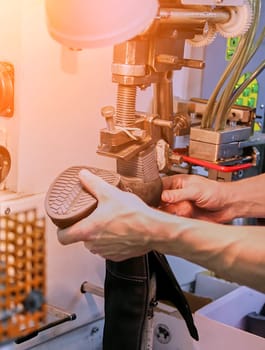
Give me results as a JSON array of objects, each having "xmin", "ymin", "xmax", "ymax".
[
  {"xmin": 214, "ymin": 0, "xmax": 260, "ymax": 130},
  {"xmin": 227, "ymin": 59, "xmax": 265, "ymax": 110},
  {"xmin": 202, "ymin": 33, "xmax": 248, "ymax": 129},
  {"xmin": 248, "ymin": 25, "xmax": 265, "ymax": 62},
  {"xmin": 201, "ymin": 0, "xmax": 255, "ymax": 129},
  {"xmin": 226, "ymin": 25, "xmax": 265, "ymax": 108}
]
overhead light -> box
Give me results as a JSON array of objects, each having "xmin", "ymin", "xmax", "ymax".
[{"xmin": 45, "ymin": 0, "xmax": 158, "ymax": 49}]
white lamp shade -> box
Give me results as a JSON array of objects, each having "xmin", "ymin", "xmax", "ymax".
[{"xmin": 45, "ymin": 0, "xmax": 158, "ymax": 49}]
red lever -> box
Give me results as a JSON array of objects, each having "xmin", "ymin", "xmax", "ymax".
[{"xmin": 176, "ymin": 153, "xmax": 253, "ymax": 173}]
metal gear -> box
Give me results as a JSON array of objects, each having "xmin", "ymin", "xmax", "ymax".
[
  {"xmin": 215, "ymin": 0, "xmax": 252, "ymax": 38},
  {"xmin": 187, "ymin": 22, "xmax": 217, "ymax": 47}
]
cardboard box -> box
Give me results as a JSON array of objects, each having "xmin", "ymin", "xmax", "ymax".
[
  {"xmin": 153, "ymin": 303, "xmax": 197, "ymax": 350},
  {"xmin": 195, "ymin": 286, "xmax": 265, "ymax": 350},
  {"xmin": 194, "ymin": 272, "xmax": 239, "ymax": 300},
  {"xmin": 153, "ymin": 277, "xmax": 265, "ymax": 349}
]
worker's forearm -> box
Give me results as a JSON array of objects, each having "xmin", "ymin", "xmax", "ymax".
[
  {"xmin": 224, "ymin": 173, "xmax": 265, "ymax": 219},
  {"xmin": 149, "ymin": 210, "xmax": 265, "ymax": 292}
]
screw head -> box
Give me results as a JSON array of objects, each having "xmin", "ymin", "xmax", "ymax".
[{"xmin": 101, "ymin": 105, "xmax": 115, "ymax": 118}]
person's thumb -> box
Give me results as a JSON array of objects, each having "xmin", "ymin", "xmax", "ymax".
[{"xmin": 79, "ymin": 169, "xmax": 117, "ymax": 201}]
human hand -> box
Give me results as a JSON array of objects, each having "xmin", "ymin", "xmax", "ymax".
[
  {"xmin": 161, "ymin": 174, "xmax": 233, "ymax": 223},
  {"xmin": 57, "ymin": 169, "xmax": 156, "ymax": 261}
]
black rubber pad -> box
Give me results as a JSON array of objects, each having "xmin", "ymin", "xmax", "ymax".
[{"xmin": 45, "ymin": 166, "xmax": 120, "ymax": 229}]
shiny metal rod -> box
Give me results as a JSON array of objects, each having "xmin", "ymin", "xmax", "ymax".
[
  {"xmin": 159, "ymin": 8, "xmax": 230, "ymax": 25},
  {"xmin": 80, "ymin": 281, "xmax": 104, "ymax": 298}
]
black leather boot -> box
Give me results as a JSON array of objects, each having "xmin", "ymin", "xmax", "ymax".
[{"xmin": 103, "ymin": 253, "xmax": 198, "ymax": 350}]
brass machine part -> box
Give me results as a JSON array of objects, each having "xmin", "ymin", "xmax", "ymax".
[
  {"xmin": 158, "ymin": 7, "xmax": 230, "ymax": 26},
  {"xmin": 98, "ymin": 108, "xmax": 174, "ymax": 161},
  {"xmin": 101, "ymin": 1, "xmax": 219, "ymax": 160},
  {"xmin": 173, "ymin": 112, "xmax": 191, "ymax": 136},
  {"xmin": 0, "ymin": 62, "xmax": 14, "ymax": 117},
  {"xmin": 0, "ymin": 209, "xmax": 46, "ymax": 344},
  {"xmin": 0, "ymin": 145, "xmax": 11, "ymax": 184},
  {"xmin": 189, "ymin": 125, "xmax": 253, "ymax": 162},
  {"xmin": 98, "ymin": 1, "xmax": 245, "ymax": 182},
  {"xmin": 117, "ymin": 145, "xmax": 163, "ymax": 207},
  {"xmin": 174, "ymin": 98, "xmax": 257, "ymax": 162},
  {"xmin": 101, "ymin": 105, "xmax": 116, "ymax": 131},
  {"xmin": 189, "ymin": 98, "xmax": 256, "ymax": 125}
]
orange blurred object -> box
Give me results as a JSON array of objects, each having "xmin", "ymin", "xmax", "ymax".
[{"xmin": 0, "ymin": 62, "xmax": 14, "ymax": 117}]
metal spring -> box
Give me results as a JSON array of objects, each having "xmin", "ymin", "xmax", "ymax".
[{"xmin": 116, "ymin": 85, "xmax": 137, "ymax": 127}]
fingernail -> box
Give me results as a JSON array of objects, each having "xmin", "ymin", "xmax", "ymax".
[
  {"xmin": 162, "ymin": 191, "xmax": 169, "ymax": 201},
  {"xmin": 79, "ymin": 169, "xmax": 89, "ymax": 178}
]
